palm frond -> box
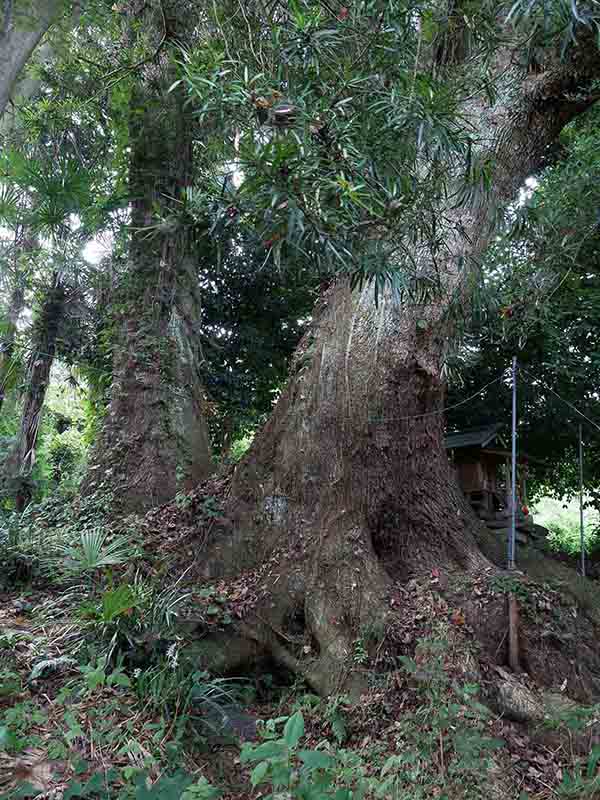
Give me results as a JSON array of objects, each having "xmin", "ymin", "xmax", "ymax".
[{"xmin": 58, "ymin": 528, "xmax": 136, "ymax": 575}]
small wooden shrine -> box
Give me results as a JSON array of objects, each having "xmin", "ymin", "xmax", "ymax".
[{"xmin": 445, "ymin": 424, "xmax": 534, "ymax": 535}]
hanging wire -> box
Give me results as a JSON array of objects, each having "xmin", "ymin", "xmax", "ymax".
[
  {"xmin": 4, "ymin": 337, "xmax": 509, "ymax": 422},
  {"xmin": 518, "ymin": 365, "xmax": 600, "ymax": 434},
  {"xmin": 4, "ymin": 341, "xmax": 600, "ymax": 431},
  {"xmin": 369, "ymin": 374, "xmax": 506, "ymax": 422}
]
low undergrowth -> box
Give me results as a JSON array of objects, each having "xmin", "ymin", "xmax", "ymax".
[
  {"xmin": 0, "ymin": 611, "xmax": 234, "ymax": 797},
  {"xmin": 0, "ymin": 491, "xmax": 251, "ymax": 797},
  {"xmin": 5, "ymin": 616, "xmax": 600, "ymax": 799},
  {"xmin": 1, "ymin": 617, "xmax": 508, "ymax": 799},
  {"xmin": 3, "ymin": 497, "xmax": 600, "ymax": 798},
  {"xmin": 533, "ymin": 496, "xmax": 600, "ymax": 558}
]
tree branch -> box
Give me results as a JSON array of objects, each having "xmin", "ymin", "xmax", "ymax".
[
  {"xmin": 0, "ymin": 0, "xmax": 63, "ymax": 119},
  {"xmin": 0, "ymin": 0, "xmax": 14, "ymax": 41}
]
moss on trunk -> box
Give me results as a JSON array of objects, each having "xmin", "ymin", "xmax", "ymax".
[{"xmin": 83, "ymin": 1, "xmax": 213, "ymax": 512}]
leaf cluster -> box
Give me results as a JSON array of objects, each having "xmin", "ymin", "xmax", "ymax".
[{"xmin": 446, "ymin": 105, "xmax": 600, "ymax": 503}]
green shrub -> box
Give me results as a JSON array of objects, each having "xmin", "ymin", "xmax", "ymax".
[
  {"xmin": 0, "ymin": 487, "xmax": 121, "ymax": 588},
  {"xmin": 543, "ymin": 701, "xmax": 600, "ymax": 798},
  {"xmin": 546, "ymin": 517, "xmax": 600, "ymax": 556},
  {"xmin": 379, "ymin": 639, "xmax": 504, "ymax": 799},
  {"xmin": 74, "ymin": 571, "xmax": 193, "ymax": 667},
  {"xmin": 47, "ymin": 426, "xmax": 86, "ymax": 485},
  {"xmin": 556, "ymin": 748, "xmax": 600, "ymax": 799},
  {"xmin": 241, "ymin": 710, "xmax": 371, "ymax": 798},
  {"xmin": 241, "ymin": 637, "xmax": 504, "ymax": 800},
  {"xmin": 1, "ymin": 653, "xmax": 232, "ymax": 799},
  {"xmin": 534, "ymin": 496, "xmax": 600, "ymax": 555},
  {"xmin": 228, "ymin": 432, "xmax": 254, "ymax": 463},
  {"xmin": 8, "ymin": 770, "xmax": 220, "ymax": 800}
]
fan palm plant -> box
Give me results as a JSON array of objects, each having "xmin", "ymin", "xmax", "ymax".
[{"xmin": 59, "ymin": 528, "xmax": 136, "ymax": 577}]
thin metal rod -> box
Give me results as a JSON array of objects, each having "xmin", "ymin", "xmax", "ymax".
[
  {"xmin": 509, "ymin": 356, "xmax": 517, "ymax": 570},
  {"xmin": 579, "ymin": 423, "xmax": 585, "ymax": 577}
]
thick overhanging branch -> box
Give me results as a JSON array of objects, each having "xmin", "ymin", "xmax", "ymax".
[
  {"xmin": 471, "ymin": 26, "xmax": 600, "ymax": 222},
  {"xmin": 431, "ymin": 24, "xmax": 600, "ymax": 316},
  {"xmin": 0, "ymin": 0, "xmax": 63, "ymax": 119}
]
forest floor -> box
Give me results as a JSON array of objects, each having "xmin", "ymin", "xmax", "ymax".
[
  {"xmin": 3, "ymin": 485, "xmax": 600, "ymax": 798},
  {"xmin": 2, "ymin": 551, "xmax": 600, "ymax": 799}
]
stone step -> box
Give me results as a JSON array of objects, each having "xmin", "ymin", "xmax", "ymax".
[{"xmin": 487, "ymin": 525, "xmax": 529, "ymax": 545}]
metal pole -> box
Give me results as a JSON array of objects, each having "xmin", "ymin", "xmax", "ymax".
[
  {"xmin": 579, "ymin": 424, "xmax": 585, "ymax": 577},
  {"xmin": 509, "ymin": 356, "xmax": 517, "ymax": 570}
]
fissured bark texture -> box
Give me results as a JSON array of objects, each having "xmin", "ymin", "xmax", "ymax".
[
  {"xmin": 198, "ymin": 32, "xmax": 600, "ymax": 693},
  {"xmin": 83, "ymin": 1, "xmax": 213, "ymax": 511}
]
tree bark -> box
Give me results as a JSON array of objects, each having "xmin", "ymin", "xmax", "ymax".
[
  {"xmin": 194, "ymin": 32, "xmax": 600, "ymax": 694},
  {"xmin": 2, "ymin": 271, "xmax": 65, "ymax": 510},
  {"xmin": 0, "ymin": 0, "xmax": 63, "ymax": 119},
  {"xmin": 0, "ymin": 231, "xmax": 30, "ymax": 415},
  {"xmin": 0, "ymin": 279, "xmax": 24, "ymax": 415},
  {"xmin": 82, "ymin": 0, "xmax": 213, "ymax": 512}
]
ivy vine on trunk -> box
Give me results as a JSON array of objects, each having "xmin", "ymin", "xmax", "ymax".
[{"xmin": 82, "ymin": 0, "xmax": 213, "ymax": 512}]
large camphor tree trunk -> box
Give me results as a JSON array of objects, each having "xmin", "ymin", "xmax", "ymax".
[
  {"xmin": 83, "ymin": 0, "xmax": 212, "ymax": 512},
  {"xmin": 193, "ymin": 31, "xmax": 600, "ymax": 695}
]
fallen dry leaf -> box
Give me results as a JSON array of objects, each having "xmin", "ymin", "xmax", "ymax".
[{"xmin": 12, "ymin": 748, "xmax": 63, "ymax": 791}]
